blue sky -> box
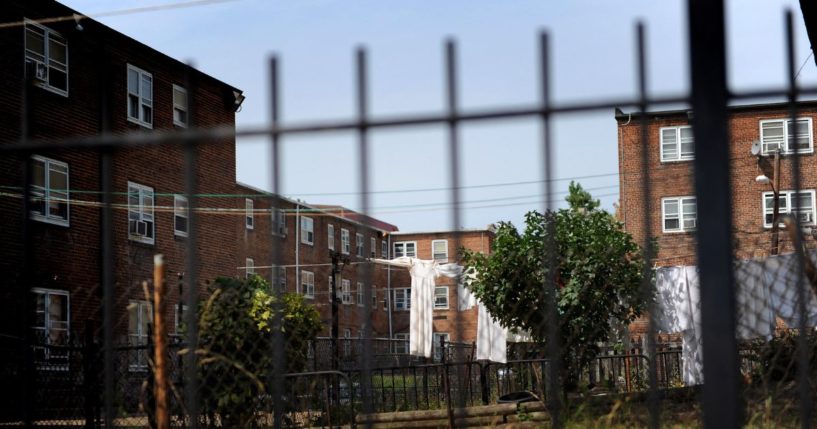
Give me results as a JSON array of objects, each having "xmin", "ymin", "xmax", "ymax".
[{"xmin": 61, "ymin": 0, "xmax": 817, "ymax": 232}]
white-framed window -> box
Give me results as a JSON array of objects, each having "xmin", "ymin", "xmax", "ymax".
[
  {"xmin": 432, "ymin": 240, "xmax": 448, "ymax": 262},
  {"xmin": 301, "ymin": 216, "xmax": 314, "ymax": 245},
  {"xmin": 433, "ymin": 332, "xmax": 450, "ymax": 362},
  {"xmin": 341, "ymin": 229, "xmax": 351, "ymax": 254},
  {"xmin": 328, "ymin": 224, "xmax": 335, "ymax": 250},
  {"xmin": 760, "ymin": 118, "xmax": 813, "ymax": 155},
  {"xmin": 272, "ymin": 208, "xmax": 287, "ymax": 236},
  {"xmin": 174, "ymin": 194, "xmax": 188, "ymax": 237},
  {"xmin": 341, "ymin": 279, "xmax": 352, "ymax": 304},
  {"xmin": 25, "ymin": 20, "xmax": 68, "ymax": 96},
  {"xmin": 328, "ymin": 275, "xmax": 334, "ymax": 303},
  {"xmin": 434, "ymin": 286, "xmax": 449, "ymax": 309},
  {"xmin": 763, "ymin": 190, "xmax": 817, "ymax": 228},
  {"xmin": 128, "ymin": 300, "xmax": 152, "ymax": 370},
  {"xmin": 174, "ymin": 304, "xmax": 189, "ymax": 336},
  {"xmin": 371, "ymin": 237, "xmax": 377, "ymax": 258},
  {"xmin": 128, "ymin": 182, "xmax": 154, "ymax": 244},
  {"xmin": 30, "ymin": 155, "xmax": 69, "ymax": 226},
  {"xmin": 245, "ymin": 199, "xmax": 254, "ymax": 230},
  {"xmin": 372, "ymin": 286, "xmax": 377, "ymax": 308},
  {"xmin": 394, "ymin": 333, "xmax": 408, "ymax": 354},
  {"xmin": 381, "ymin": 240, "xmax": 388, "ymax": 258},
  {"xmin": 172, "ymin": 84, "xmax": 188, "ymax": 127},
  {"xmin": 356, "ymin": 233, "xmax": 364, "ymax": 257},
  {"xmin": 343, "ymin": 328, "xmax": 352, "ymax": 356},
  {"xmin": 245, "ymin": 258, "xmax": 255, "ymax": 279},
  {"xmin": 394, "ymin": 241, "xmax": 417, "ymax": 258},
  {"xmin": 301, "ymin": 270, "xmax": 315, "ymax": 299},
  {"xmin": 31, "ymin": 288, "xmax": 69, "ymax": 366},
  {"xmin": 357, "ymin": 282, "xmax": 364, "ymax": 306},
  {"xmin": 394, "ymin": 288, "xmax": 411, "ymax": 311},
  {"xmin": 660, "ymin": 126, "xmax": 694, "ymax": 162},
  {"xmin": 126, "ymin": 64, "xmax": 153, "ymax": 128},
  {"xmin": 662, "ymin": 197, "xmax": 697, "ymax": 233},
  {"xmin": 271, "ymin": 265, "xmax": 287, "ymax": 290}
]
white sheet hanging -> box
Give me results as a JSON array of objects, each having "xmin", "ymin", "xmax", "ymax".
[{"xmin": 476, "ymin": 303, "xmax": 507, "ymax": 363}]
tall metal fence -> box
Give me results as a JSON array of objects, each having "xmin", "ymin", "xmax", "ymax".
[{"xmin": 5, "ymin": 0, "xmax": 817, "ymax": 427}]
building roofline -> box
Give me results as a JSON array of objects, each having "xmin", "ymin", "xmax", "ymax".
[
  {"xmin": 615, "ymin": 99, "xmax": 817, "ymax": 122},
  {"xmin": 235, "ymin": 182, "xmax": 398, "ymax": 233},
  {"xmin": 389, "ymin": 227, "xmax": 496, "ymax": 236}
]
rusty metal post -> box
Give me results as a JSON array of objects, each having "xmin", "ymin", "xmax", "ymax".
[{"xmin": 153, "ymin": 255, "xmax": 169, "ymax": 429}]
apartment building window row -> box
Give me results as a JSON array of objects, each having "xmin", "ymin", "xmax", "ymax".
[
  {"xmin": 272, "ymin": 208, "xmax": 287, "ymax": 236},
  {"xmin": 172, "ymin": 84, "xmax": 188, "ymax": 127},
  {"xmin": 128, "ymin": 182, "xmax": 155, "ymax": 244},
  {"xmin": 328, "ymin": 224, "xmax": 335, "ymax": 250},
  {"xmin": 432, "ymin": 240, "xmax": 448, "ymax": 262},
  {"xmin": 25, "ymin": 20, "xmax": 68, "ymax": 96},
  {"xmin": 245, "ymin": 199, "xmax": 254, "ymax": 230},
  {"xmin": 660, "ymin": 126, "xmax": 694, "ymax": 162},
  {"xmin": 760, "ymin": 118, "xmax": 813, "ymax": 155},
  {"xmin": 394, "ymin": 288, "xmax": 411, "ymax": 311},
  {"xmin": 127, "ymin": 64, "xmax": 154, "ymax": 128},
  {"xmin": 662, "ymin": 197, "xmax": 697, "ymax": 233},
  {"xmin": 30, "ymin": 155, "xmax": 69, "ymax": 226},
  {"xmin": 32, "ymin": 288, "xmax": 70, "ymax": 365},
  {"xmin": 341, "ymin": 279, "xmax": 352, "ymax": 304},
  {"xmin": 763, "ymin": 190, "xmax": 816, "ymax": 228},
  {"xmin": 370, "ymin": 237, "xmax": 377, "ymax": 258},
  {"xmin": 245, "ymin": 258, "xmax": 255, "ymax": 278},
  {"xmin": 174, "ymin": 195, "xmax": 188, "ymax": 237},
  {"xmin": 301, "ymin": 271, "xmax": 315, "ymax": 299},
  {"xmin": 381, "ymin": 240, "xmax": 388, "ymax": 258},
  {"xmin": 301, "ymin": 216, "xmax": 314, "ymax": 245},
  {"xmin": 394, "ymin": 241, "xmax": 416, "ymax": 258},
  {"xmin": 356, "ymin": 233, "xmax": 364, "ymax": 257},
  {"xmin": 272, "ymin": 266, "xmax": 287, "ymax": 290},
  {"xmin": 434, "ymin": 286, "xmax": 449, "ymax": 309},
  {"xmin": 128, "ymin": 300, "xmax": 152, "ymax": 370},
  {"xmin": 341, "ymin": 229, "xmax": 351, "ymax": 254}
]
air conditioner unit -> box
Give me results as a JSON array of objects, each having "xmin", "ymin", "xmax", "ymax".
[
  {"xmin": 25, "ymin": 60, "xmax": 47, "ymax": 82},
  {"xmin": 136, "ymin": 220, "xmax": 147, "ymax": 236},
  {"xmin": 128, "ymin": 219, "xmax": 138, "ymax": 234},
  {"xmin": 800, "ymin": 212, "xmax": 812, "ymax": 223}
]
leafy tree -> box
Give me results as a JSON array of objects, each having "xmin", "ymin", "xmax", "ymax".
[
  {"xmin": 461, "ymin": 182, "xmax": 646, "ymax": 390},
  {"xmin": 196, "ymin": 275, "xmax": 322, "ymax": 427}
]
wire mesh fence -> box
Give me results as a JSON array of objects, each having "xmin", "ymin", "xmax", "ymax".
[{"xmin": 5, "ymin": 0, "xmax": 817, "ymax": 428}]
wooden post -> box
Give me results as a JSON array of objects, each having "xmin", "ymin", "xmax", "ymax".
[{"xmin": 153, "ymin": 254, "xmax": 170, "ymax": 429}]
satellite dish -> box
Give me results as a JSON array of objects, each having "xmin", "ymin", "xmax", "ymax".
[{"xmin": 750, "ymin": 139, "xmax": 761, "ymax": 156}]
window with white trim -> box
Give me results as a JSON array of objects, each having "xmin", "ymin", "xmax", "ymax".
[
  {"xmin": 25, "ymin": 20, "xmax": 68, "ymax": 96},
  {"xmin": 341, "ymin": 229, "xmax": 350, "ymax": 254},
  {"xmin": 328, "ymin": 224, "xmax": 335, "ymax": 250},
  {"xmin": 245, "ymin": 258, "xmax": 255, "ymax": 278},
  {"xmin": 394, "ymin": 241, "xmax": 417, "ymax": 258},
  {"xmin": 371, "ymin": 237, "xmax": 376, "ymax": 258},
  {"xmin": 394, "ymin": 288, "xmax": 411, "ymax": 311},
  {"xmin": 760, "ymin": 118, "xmax": 813, "ymax": 155},
  {"xmin": 434, "ymin": 286, "xmax": 449, "ymax": 309},
  {"xmin": 432, "ymin": 240, "xmax": 448, "ymax": 262},
  {"xmin": 245, "ymin": 199, "xmax": 254, "ymax": 230},
  {"xmin": 343, "ymin": 328, "xmax": 352, "ymax": 356},
  {"xmin": 174, "ymin": 195, "xmax": 188, "ymax": 237},
  {"xmin": 328, "ymin": 275, "xmax": 334, "ymax": 303},
  {"xmin": 341, "ymin": 279, "xmax": 352, "ymax": 304},
  {"xmin": 763, "ymin": 190, "xmax": 816, "ymax": 227},
  {"xmin": 271, "ymin": 265, "xmax": 286, "ymax": 289},
  {"xmin": 381, "ymin": 240, "xmax": 388, "ymax": 258},
  {"xmin": 301, "ymin": 216, "xmax": 314, "ymax": 245},
  {"xmin": 32, "ymin": 288, "xmax": 69, "ymax": 365},
  {"xmin": 30, "ymin": 155, "xmax": 69, "ymax": 226},
  {"xmin": 356, "ymin": 233, "xmax": 364, "ymax": 257},
  {"xmin": 357, "ymin": 282, "xmax": 364, "ymax": 306},
  {"xmin": 272, "ymin": 208, "xmax": 286, "ymax": 236},
  {"xmin": 301, "ymin": 271, "xmax": 315, "ymax": 299},
  {"xmin": 660, "ymin": 126, "xmax": 694, "ymax": 162},
  {"xmin": 432, "ymin": 332, "xmax": 450, "ymax": 362},
  {"xmin": 394, "ymin": 333, "xmax": 408, "ymax": 354},
  {"xmin": 128, "ymin": 300, "xmax": 152, "ymax": 370},
  {"xmin": 128, "ymin": 182, "xmax": 154, "ymax": 244},
  {"xmin": 662, "ymin": 197, "xmax": 697, "ymax": 233},
  {"xmin": 172, "ymin": 84, "xmax": 188, "ymax": 127},
  {"xmin": 127, "ymin": 64, "xmax": 153, "ymax": 128}
]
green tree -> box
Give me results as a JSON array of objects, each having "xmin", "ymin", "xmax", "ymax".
[
  {"xmin": 196, "ymin": 275, "xmax": 322, "ymax": 427},
  {"xmin": 461, "ymin": 183, "xmax": 646, "ymax": 390}
]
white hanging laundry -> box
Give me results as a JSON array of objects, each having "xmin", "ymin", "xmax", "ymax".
[
  {"xmin": 681, "ymin": 329, "xmax": 704, "ymax": 385},
  {"xmin": 734, "ymin": 259, "xmax": 775, "ymax": 340},
  {"xmin": 654, "ymin": 266, "xmax": 703, "ymax": 385},
  {"xmin": 476, "ymin": 303, "xmax": 507, "ymax": 363},
  {"xmin": 372, "ymin": 257, "xmax": 462, "ymax": 358},
  {"xmin": 763, "ymin": 252, "xmax": 817, "ymax": 328}
]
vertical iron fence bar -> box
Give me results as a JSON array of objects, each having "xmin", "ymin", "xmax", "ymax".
[
  {"xmin": 182, "ymin": 63, "xmax": 200, "ymax": 429},
  {"xmin": 687, "ymin": 0, "xmax": 742, "ymax": 427},
  {"xmin": 356, "ymin": 46, "xmax": 375, "ymax": 422},
  {"xmin": 785, "ymin": 10, "xmax": 813, "ymax": 428},
  {"xmin": 19, "ymin": 55, "xmax": 34, "ymax": 429},
  {"xmin": 102, "ymin": 149, "xmax": 115, "ymax": 429},
  {"xmin": 539, "ymin": 31, "xmax": 562, "ymax": 428},
  {"xmin": 269, "ymin": 55, "xmax": 286, "ymax": 429},
  {"xmin": 444, "ymin": 38, "xmax": 461, "ymax": 428},
  {"xmin": 634, "ymin": 23, "xmax": 659, "ymax": 429}
]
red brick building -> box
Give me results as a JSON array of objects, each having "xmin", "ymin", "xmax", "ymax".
[{"xmin": 617, "ymin": 101, "xmax": 817, "ymax": 267}]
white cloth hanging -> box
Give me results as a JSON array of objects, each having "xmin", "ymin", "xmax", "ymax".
[
  {"xmin": 476, "ymin": 303, "xmax": 507, "ymax": 363},
  {"xmin": 654, "ymin": 266, "xmax": 703, "ymax": 385},
  {"xmin": 372, "ymin": 257, "xmax": 462, "ymax": 358}
]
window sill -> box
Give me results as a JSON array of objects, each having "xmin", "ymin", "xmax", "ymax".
[
  {"xmin": 33, "ymin": 81, "xmax": 69, "ymax": 98},
  {"xmin": 660, "ymin": 157, "xmax": 695, "ymax": 164},
  {"xmin": 127, "ymin": 117, "xmax": 153, "ymax": 129},
  {"xmin": 662, "ymin": 229, "xmax": 695, "ymax": 235},
  {"xmin": 129, "ymin": 236, "xmax": 155, "ymax": 245},
  {"xmin": 31, "ymin": 215, "xmax": 69, "ymax": 227}
]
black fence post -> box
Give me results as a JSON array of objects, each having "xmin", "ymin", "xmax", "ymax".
[
  {"xmin": 480, "ymin": 363, "xmax": 490, "ymax": 405},
  {"xmin": 83, "ymin": 320, "xmax": 98, "ymax": 429}
]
